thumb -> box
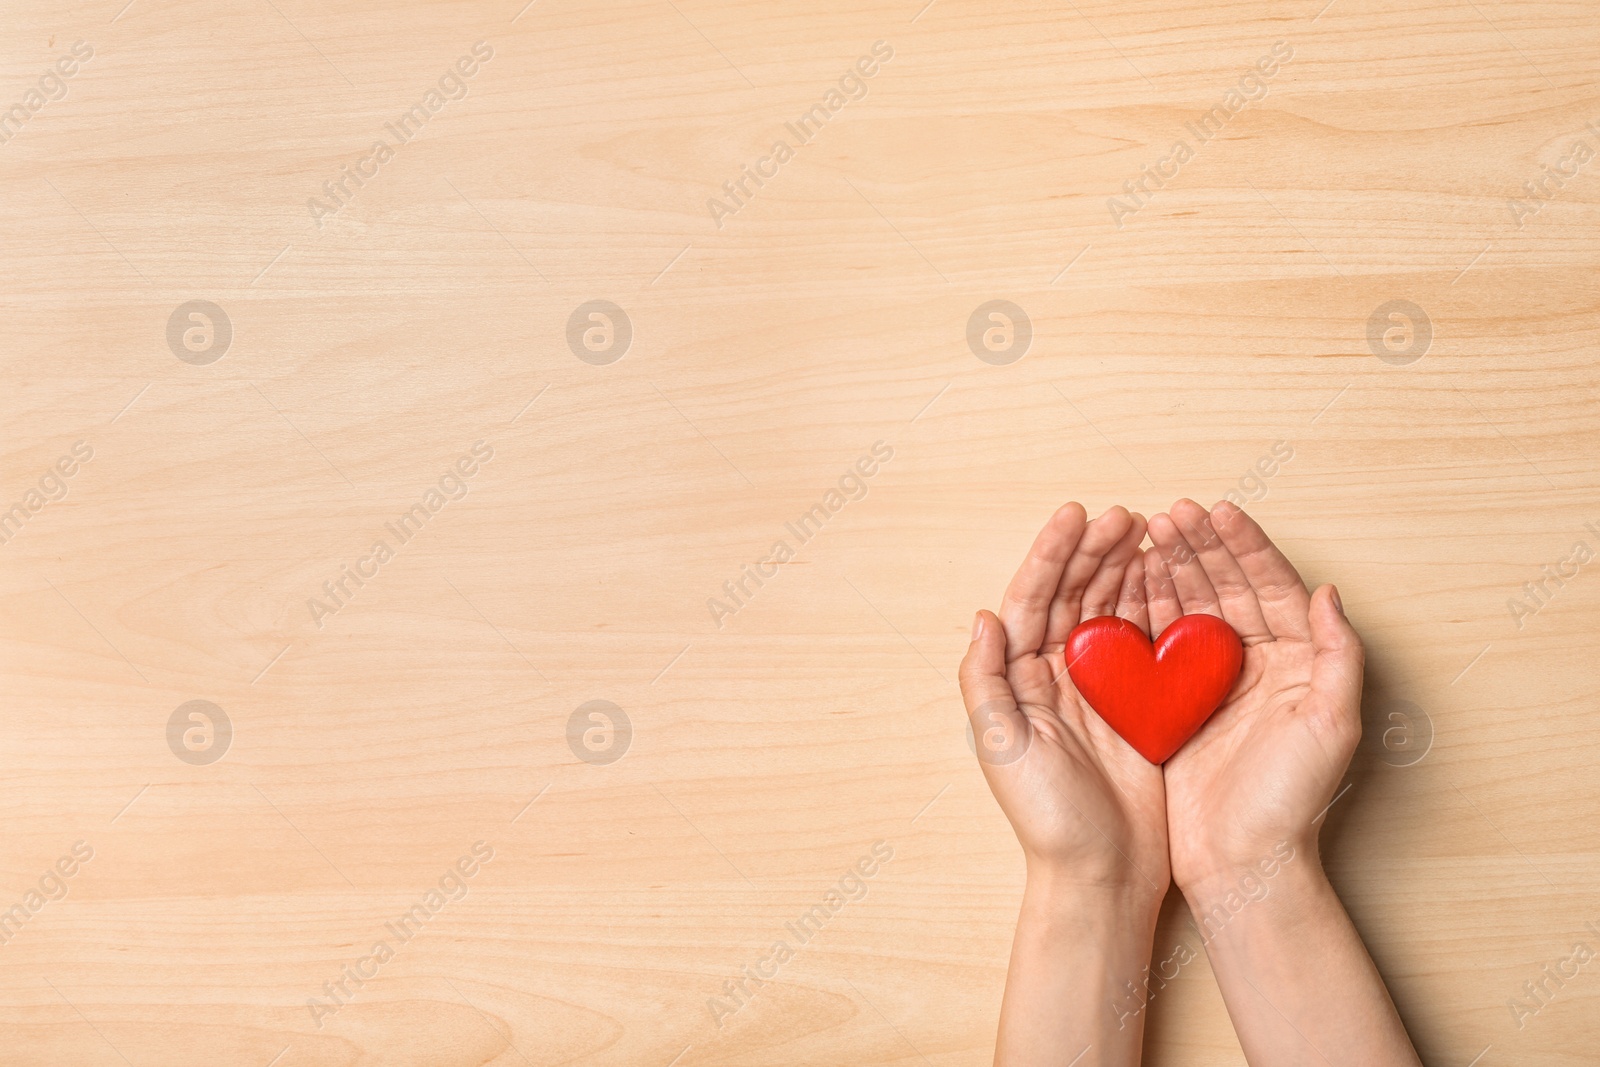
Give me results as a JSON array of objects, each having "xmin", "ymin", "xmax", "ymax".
[
  {"xmin": 959, "ymin": 610, "xmax": 1011, "ymax": 711},
  {"xmin": 1305, "ymin": 584, "xmax": 1364, "ymax": 733},
  {"xmin": 959, "ymin": 610, "xmax": 1029, "ymax": 766}
]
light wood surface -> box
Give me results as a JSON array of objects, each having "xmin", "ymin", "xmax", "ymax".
[{"xmin": 3, "ymin": 0, "xmax": 1599, "ymax": 1063}]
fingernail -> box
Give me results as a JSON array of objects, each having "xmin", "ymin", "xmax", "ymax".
[
  {"xmin": 972, "ymin": 612, "xmax": 984, "ymax": 640},
  {"xmin": 1329, "ymin": 586, "xmax": 1344, "ymax": 615}
]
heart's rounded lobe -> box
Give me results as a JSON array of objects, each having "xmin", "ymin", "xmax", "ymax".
[{"xmin": 1065, "ymin": 614, "xmax": 1243, "ymax": 764}]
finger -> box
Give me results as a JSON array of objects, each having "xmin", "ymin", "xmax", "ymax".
[
  {"xmin": 1302, "ymin": 586, "xmax": 1364, "ymax": 744},
  {"xmin": 1169, "ymin": 498, "xmax": 1272, "ymax": 643},
  {"xmin": 1144, "ymin": 546, "xmax": 1182, "ymax": 635},
  {"xmin": 1210, "ymin": 500, "xmax": 1312, "ymax": 640},
  {"xmin": 1080, "ymin": 512, "xmax": 1148, "ymax": 620},
  {"xmin": 1115, "ymin": 551, "xmax": 1150, "ymax": 636},
  {"xmin": 1148, "ymin": 509, "xmax": 1222, "ymax": 618},
  {"xmin": 1043, "ymin": 505, "xmax": 1134, "ymax": 649},
  {"xmin": 959, "ymin": 610, "xmax": 1014, "ymax": 712},
  {"xmin": 959, "ymin": 610, "xmax": 1032, "ymax": 768},
  {"xmin": 999, "ymin": 503, "xmax": 1089, "ymax": 660}
]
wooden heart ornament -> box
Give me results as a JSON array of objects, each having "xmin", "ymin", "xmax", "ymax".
[{"xmin": 1065, "ymin": 614, "xmax": 1243, "ymax": 764}]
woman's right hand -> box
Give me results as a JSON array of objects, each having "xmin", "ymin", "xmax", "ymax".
[{"xmin": 1146, "ymin": 498, "xmax": 1364, "ymax": 893}]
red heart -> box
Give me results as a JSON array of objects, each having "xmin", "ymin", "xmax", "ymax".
[{"xmin": 1065, "ymin": 614, "xmax": 1243, "ymax": 764}]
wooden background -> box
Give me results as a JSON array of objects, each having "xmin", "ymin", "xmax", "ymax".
[{"xmin": 2, "ymin": 0, "xmax": 1598, "ymax": 1063}]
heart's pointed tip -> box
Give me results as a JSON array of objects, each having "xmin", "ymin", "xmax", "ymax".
[{"xmin": 1146, "ymin": 739, "xmax": 1186, "ymax": 764}]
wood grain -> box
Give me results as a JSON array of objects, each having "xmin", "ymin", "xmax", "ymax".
[{"xmin": 2, "ymin": 0, "xmax": 1598, "ymax": 1063}]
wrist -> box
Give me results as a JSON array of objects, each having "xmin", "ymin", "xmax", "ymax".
[
  {"xmin": 1024, "ymin": 863, "xmax": 1166, "ymax": 929},
  {"xmin": 1179, "ymin": 844, "xmax": 1332, "ymax": 939},
  {"xmin": 998, "ymin": 862, "xmax": 1167, "ymax": 1064},
  {"xmin": 1173, "ymin": 832, "xmax": 1317, "ymax": 896}
]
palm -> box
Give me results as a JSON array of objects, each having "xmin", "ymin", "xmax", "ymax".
[
  {"xmin": 1006, "ymin": 648, "xmax": 1169, "ymax": 885},
  {"xmin": 961, "ymin": 504, "xmax": 1171, "ymax": 893},
  {"xmin": 1164, "ymin": 639, "xmax": 1321, "ymax": 878},
  {"xmin": 1144, "ymin": 501, "xmax": 1364, "ymax": 884}
]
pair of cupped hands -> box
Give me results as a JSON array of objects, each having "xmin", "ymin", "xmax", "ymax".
[{"xmin": 959, "ymin": 499, "xmax": 1365, "ymax": 900}]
